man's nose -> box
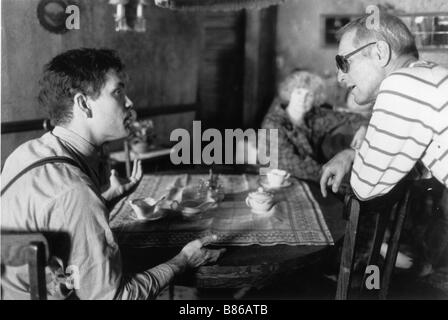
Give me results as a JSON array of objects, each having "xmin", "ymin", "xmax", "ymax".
[{"xmin": 125, "ymin": 95, "xmax": 133, "ymax": 109}]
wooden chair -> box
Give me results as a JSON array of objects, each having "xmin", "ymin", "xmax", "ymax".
[
  {"xmin": 1, "ymin": 232, "xmax": 50, "ymax": 300},
  {"xmin": 335, "ymin": 179, "xmax": 412, "ymax": 300}
]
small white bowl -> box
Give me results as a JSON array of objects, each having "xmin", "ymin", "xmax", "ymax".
[{"xmin": 129, "ymin": 197, "xmax": 167, "ymax": 221}]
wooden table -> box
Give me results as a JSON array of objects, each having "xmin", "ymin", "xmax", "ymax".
[{"xmin": 111, "ymin": 167, "xmax": 345, "ymax": 291}]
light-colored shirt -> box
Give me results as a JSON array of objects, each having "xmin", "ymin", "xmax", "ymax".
[
  {"xmin": 351, "ymin": 61, "xmax": 448, "ymax": 200},
  {"xmin": 1, "ymin": 126, "xmax": 177, "ymax": 300}
]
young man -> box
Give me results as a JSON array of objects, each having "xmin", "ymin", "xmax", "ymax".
[
  {"xmin": 319, "ymin": 12, "xmax": 448, "ymax": 274},
  {"xmin": 1, "ymin": 48, "xmax": 224, "ymax": 300}
]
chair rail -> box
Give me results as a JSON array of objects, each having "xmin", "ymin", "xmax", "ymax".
[
  {"xmin": 1, "ymin": 118, "xmax": 53, "ymax": 134},
  {"xmin": 1, "ymin": 104, "xmax": 199, "ymax": 134}
]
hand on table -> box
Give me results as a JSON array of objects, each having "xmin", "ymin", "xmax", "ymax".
[
  {"xmin": 180, "ymin": 235, "xmax": 226, "ymax": 268},
  {"xmin": 102, "ymin": 159, "xmax": 142, "ymax": 201},
  {"xmin": 320, "ymin": 149, "xmax": 355, "ymax": 198}
]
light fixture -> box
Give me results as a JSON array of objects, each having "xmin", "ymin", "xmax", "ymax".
[
  {"xmin": 109, "ymin": 0, "xmax": 131, "ymax": 32},
  {"xmin": 154, "ymin": 0, "xmax": 287, "ymax": 11},
  {"xmin": 134, "ymin": 0, "xmax": 148, "ymax": 33}
]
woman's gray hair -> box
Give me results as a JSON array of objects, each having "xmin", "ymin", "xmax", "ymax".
[
  {"xmin": 336, "ymin": 11, "xmax": 419, "ymax": 59},
  {"xmin": 278, "ymin": 70, "xmax": 327, "ymax": 106}
]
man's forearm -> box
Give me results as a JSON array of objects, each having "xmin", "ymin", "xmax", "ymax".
[
  {"xmin": 345, "ymin": 148, "xmax": 356, "ymax": 163},
  {"xmin": 115, "ymin": 253, "xmax": 189, "ymax": 300}
]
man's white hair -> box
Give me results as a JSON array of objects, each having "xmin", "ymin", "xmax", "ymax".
[{"xmin": 336, "ymin": 11, "xmax": 419, "ymax": 59}]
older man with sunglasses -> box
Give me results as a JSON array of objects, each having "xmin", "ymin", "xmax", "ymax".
[{"xmin": 320, "ymin": 12, "xmax": 448, "ymax": 274}]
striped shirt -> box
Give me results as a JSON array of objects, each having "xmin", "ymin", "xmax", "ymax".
[{"xmin": 351, "ymin": 60, "xmax": 448, "ymax": 200}]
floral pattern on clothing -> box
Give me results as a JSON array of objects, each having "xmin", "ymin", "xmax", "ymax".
[{"xmin": 261, "ymin": 98, "xmax": 369, "ymax": 182}]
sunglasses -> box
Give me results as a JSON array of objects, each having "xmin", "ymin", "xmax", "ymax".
[{"xmin": 335, "ymin": 42, "xmax": 377, "ymax": 73}]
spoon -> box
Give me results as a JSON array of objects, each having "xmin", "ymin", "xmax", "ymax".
[{"xmin": 154, "ymin": 194, "xmax": 167, "ymax": 206}]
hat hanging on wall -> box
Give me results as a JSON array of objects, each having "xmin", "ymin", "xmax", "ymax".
[{"xmin": 154, "ymin": 0, "xmax": 287, "ymax": 11}]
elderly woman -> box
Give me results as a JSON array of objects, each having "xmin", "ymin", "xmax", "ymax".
[{"xmin": 261, "ymin": 70, "xmax": 369, "ymax": 182}]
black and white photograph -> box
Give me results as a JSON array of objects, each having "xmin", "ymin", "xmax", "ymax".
[{"xmin": 1, "ymin": 0, "xmax": 447, "ymax": 304}]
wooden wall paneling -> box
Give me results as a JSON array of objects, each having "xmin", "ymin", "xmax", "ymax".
[
  {"xmin": 243, "ymin": 7, "xmax": 277, "ymax": 129},
  {"xmin": 243, "ymin": 10, "xmax": 261, "ymax": 129},
  {"xmin": 256, "ymin": 6, "xmax": 277, "ymax": 126}
]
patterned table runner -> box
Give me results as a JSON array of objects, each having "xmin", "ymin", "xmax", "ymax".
[{"xmin": 110, "ymin": 174, "xmax": 334, "ymax": 246}]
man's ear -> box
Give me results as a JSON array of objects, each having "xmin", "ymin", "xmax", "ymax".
[
  {"xmin": 74, "ymin": 93, "xmax": 92, "ymax": 118},
  {"xmin": 375, "ymin": 40, "xmax": 391, "ymax": 67}
]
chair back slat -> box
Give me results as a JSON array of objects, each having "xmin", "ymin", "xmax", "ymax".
[
  {"xmin": 379, "ymin": 189, "xmax": 411, "ymax": 299},
  {"xmin": 1, "ymin": 232, "xmax": 49, "ymax": 300},
  {"xmin": 1, "ymin": 233, "xmax": 49, "ymax": 266}
]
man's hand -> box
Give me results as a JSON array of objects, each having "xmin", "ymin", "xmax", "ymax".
[
  {"xmin": 102, "ymin": 159, "xmax": 142, "ymax": 201},
  {"xmin": 180, "ymin": 235, "xmax": 226, "ymax": 269},
  {"xmin": 320, "ymin": 149, "xmax": 356, "ymax": 198},
  {"xmin": 350, "ymin": 125, "xmax": 367, "ymax": 149}
]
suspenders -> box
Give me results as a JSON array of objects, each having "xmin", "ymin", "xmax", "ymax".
[{"xmin": 1, "ymin": 156, "xmax": 85, "ymax": 196}]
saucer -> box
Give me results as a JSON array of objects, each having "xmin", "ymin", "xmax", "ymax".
[
  {"xmin": 140, "ymin": 210, "xmax": 167, "ymax": 221},
  {"xmin": 259, "ymin": 177, "xmax": 292, "ymax": 190},
  {"xmin": 179, "ymin": 201, "xmax": 217, "ymax": 218}
]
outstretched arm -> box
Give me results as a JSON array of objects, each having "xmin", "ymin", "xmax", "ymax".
[{"xmin": 115, "ymin": 235, "xmax": 226, "ymax": 300}]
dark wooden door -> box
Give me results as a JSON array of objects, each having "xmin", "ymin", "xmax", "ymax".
[
  {"xmin": 198, "ymin": 8, "xmax": 277, "ymax": 131},
  {"xmin": 198, "ymin": 12, "xmax": 246, "ymax": 130}
]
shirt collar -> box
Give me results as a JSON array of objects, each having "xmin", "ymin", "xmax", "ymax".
[
  {"xmin": 52, "ymin": 126, "xmax": 98, "ymax": 157},
  {"xmin": 402, "ymin": 57, "xmax": 418, "ymax": 68}
]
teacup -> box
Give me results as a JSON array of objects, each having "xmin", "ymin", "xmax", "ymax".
[
  {"xmin": 245, "ymin": 187, "xmax": 274, "ymax": 212},
  {"xmin": 266, "ymin": 169, "xmax": 290, "ymax": 187}
]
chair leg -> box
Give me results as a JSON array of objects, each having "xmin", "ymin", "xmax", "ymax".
[
  {"xmin": 168, "ymin": 283, "xmax": 175, "ymax": 300},
  {"xmin": 336, "ymin": 197, "xmax": 360, "ymax": 300},
  {"xmin": 359, "ymin": 210, "xmax": 389, "ymax": 298},
  {"xmin": 379, "ymin": 190, "xmax": 410, "ymax": 300}
]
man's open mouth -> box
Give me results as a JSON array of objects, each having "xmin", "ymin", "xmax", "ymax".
[
  {"xmin": 348, "ymin": 85, "xmax": 356, "ymax": 92},
  {"xmin": 123, "ymin": 110, "xmax": 137, "ymax": 128},
  {"xmin": 123, "ymin": 115, "xmax": 133, "ymax": 128}
]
